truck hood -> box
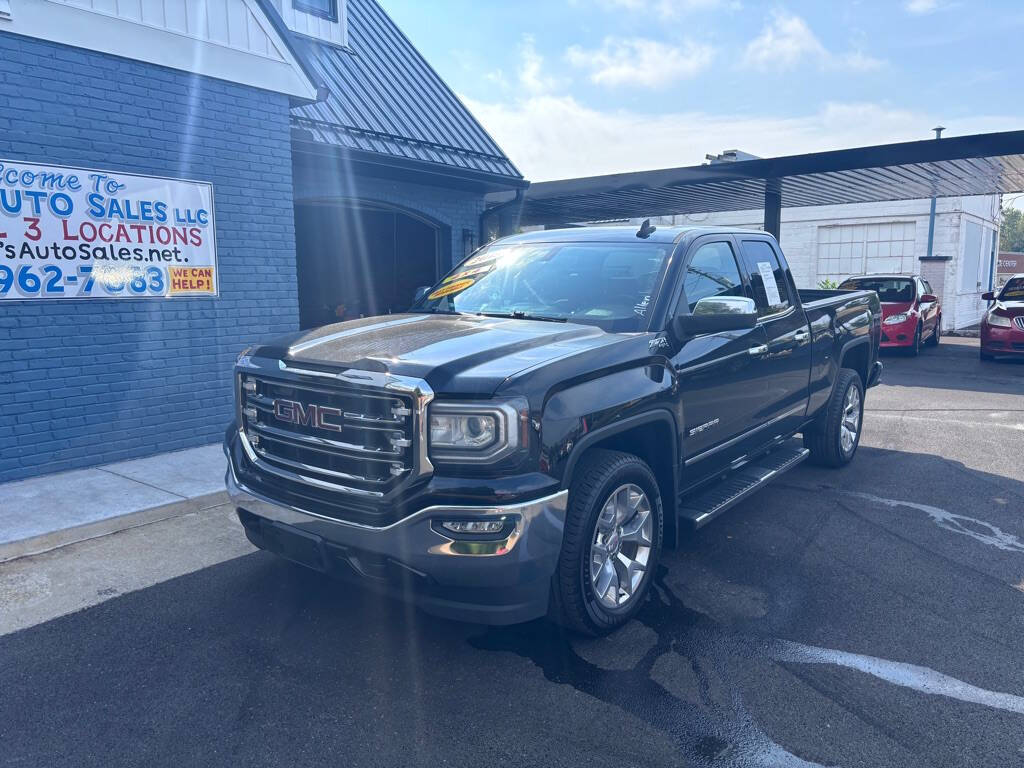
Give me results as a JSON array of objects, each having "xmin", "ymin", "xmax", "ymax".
[{"xmin": 252, "ymin": 313, "xmax": 625, "ymax": 396}]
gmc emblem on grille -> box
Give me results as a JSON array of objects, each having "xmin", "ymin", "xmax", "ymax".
[{"xmin": 273, "ymin": 399, "xmax": 343, "ymax": 433}]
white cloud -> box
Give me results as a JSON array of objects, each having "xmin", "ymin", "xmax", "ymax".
[
  {"xmin": 586, "ymin": 0, "xmax": 735, "ymax": 18},
  {"xmin": 741, "ymin": 11, "xmax": 884, "ymax": 72},
  {"xmin": 463, "ymin": 92, "xmax": 1016, "ymax": 182},
  {"xmin": 905, "ymin": 0, "xmax": 939, "ymax": 13},
  {"xmin": 566, "ymin": 37, "xmax": 714, "ymax": 88},
  {"xmin": 742, "ymin": 11, "xmax": 824, "ymax": 69},
  {"xmin": 517, "ymin": 35, "xmax": 564, "ymax": 95}
]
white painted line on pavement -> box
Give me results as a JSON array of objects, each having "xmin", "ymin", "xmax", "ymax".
[
  {"xmin": 867, "ymin": 412, "xmax": 1024, "ymax": 431},
  {"xmin": 773, "ymin": 640, "xmax": 1024, "ymax": 715},
  {"xmin": 842, "ymin": 491, "xmax": 1024, "ymax": 554}
]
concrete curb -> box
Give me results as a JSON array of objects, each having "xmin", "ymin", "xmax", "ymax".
[{"xmin": 0, "ymin": 490, "xmax": 231, "ymax": 564}]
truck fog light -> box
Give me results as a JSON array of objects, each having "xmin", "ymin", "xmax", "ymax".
[{"xmin": 441, "ymin": 520, "xmax": 506, "ymax": 534}]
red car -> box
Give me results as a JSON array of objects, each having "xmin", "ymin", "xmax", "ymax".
[
  {"xmin": 838, "ymin": 274, "xmax": 941, "ymax": 355},
  {"xmin": 980, "ymin": 274, "xmax": 1024, "ymax": 360}
]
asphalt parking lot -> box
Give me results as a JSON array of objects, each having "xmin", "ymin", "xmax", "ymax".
[{"xmin": 2, "ymin": 336, "xmax": 1022, "ymax": 768}]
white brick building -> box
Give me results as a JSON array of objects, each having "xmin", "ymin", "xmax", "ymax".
[{"xmin": 645, "ymin": 195, "xmax": 1000, "ymax": 331}]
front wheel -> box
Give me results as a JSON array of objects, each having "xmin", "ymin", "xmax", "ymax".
[
  {"xmin": 908, "ymin": 324, "xmax": 922, "ymax": 356},
  {"xmin": 551, "ymin": 450, "xmax": 663, "ymax": 636},
  {"xmin": 926, "ymin": 319, "xmax": 941, "ymax": 346},
  {"xmin": 803, "ymin": 368, "xmax": 864, "ymax": 468}
]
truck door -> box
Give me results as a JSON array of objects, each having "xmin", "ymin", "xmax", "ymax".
[
  {"xmin": 735, "ymin": 237, "xmax": 812, "ymax": 439},
  {"xmin": 671, "ymin": 238, "xmax": 769, "ymax": 484}
]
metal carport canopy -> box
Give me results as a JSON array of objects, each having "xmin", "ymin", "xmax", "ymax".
[{"xmin": 519, "ymin": 129, "xmax": 1024, "ymax": 237}]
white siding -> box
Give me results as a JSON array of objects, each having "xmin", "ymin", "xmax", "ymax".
[
  {"xmin": 5, "ymin": 0, "xmax": 318, "ymax": 98},
  {"xmin": 269, "ymin": 0, "xmax": 346, "ymax": 46},
  {"xmin": 44, "ymin": 0, "xmax": 288, "ymax": 61}
]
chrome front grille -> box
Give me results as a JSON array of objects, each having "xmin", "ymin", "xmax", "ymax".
[
  {"xmin": 1013, "ymin": 316, "xmax": 1024, "ymax": 331},
  {"xmin": 235, "ymin": 361, "xmax": 432, "ymax": 501}
]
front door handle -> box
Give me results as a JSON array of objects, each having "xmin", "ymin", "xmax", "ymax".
[
  {"xmin": 748, "ymin": 344, "xmax": 768, "ymax": 356},
  {"xmin": 794, "ymin": 330, "xmax": 810, "ymax": 343}
]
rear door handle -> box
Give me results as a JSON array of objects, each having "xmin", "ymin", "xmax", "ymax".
[{"xmin": 748, "ymin": 344, "xmax": 768, "ymax": 356}]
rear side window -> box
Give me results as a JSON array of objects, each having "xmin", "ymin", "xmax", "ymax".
[
  {"xmin": 839, "ymin": 277, "xmax": 915, "ymax": 303},
  {"xmin": 681, "ymin": 241, "xmax": 745, "ymax": 313},
  {"xmin": 739, "ymin": 240, "xmax": 790, "ymax": 316}
]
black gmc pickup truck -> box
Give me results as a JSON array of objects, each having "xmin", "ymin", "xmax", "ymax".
[{"xmin": 225, "ymin": 225, "xmax": 881, "ymax": 635}]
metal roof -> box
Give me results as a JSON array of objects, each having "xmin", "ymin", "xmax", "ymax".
[
  {"xmin": 289, "ymin": 0, "xmax": 523, "ymax": 184},
  {"xmin": 520, "ymin": 130, "xmax": 1024, "ymax": 226}
]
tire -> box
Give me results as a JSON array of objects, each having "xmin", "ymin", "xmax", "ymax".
[
  {"xmin": 907, "ymin": 324, "xmax": 922, "ymax": 356},
  {"xmin": 926, "ymin": 319, "xmax": 941, "ymax": 347},
  {"xmin": 803, "ymin": 369, "xmax": 864, "ymax": 468},
  {"xmin": 551, "ymin": 449, "xmax": 663, "ymax": 636},
  {"xmin": 980, "ymin": 348, "xmax": 994, "ymax": 361}
]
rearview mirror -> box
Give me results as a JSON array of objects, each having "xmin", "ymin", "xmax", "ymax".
[
  {"xmin": 981, "ymin": 291, "xmax": 995, "ymax": 301},
  {"xmin": 919, "ymin": 293, "xmax": 937, "ymax": 303},
  {"xmin": 413, "ymin": 285, "xmax": 431, "ymax": 304},
  {"xmin": 673, "ymin": 296, "xmax": 758, "ymax": 337}
]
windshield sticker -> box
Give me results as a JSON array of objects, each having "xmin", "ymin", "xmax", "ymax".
[
  {"xmin": 757, "ymin": 261, "xmax": 782, "ymax": 307},
  {"xmin": 464, "ymin": 250, "xmax": 502, "ymax": 267},
  {"xmin": 428, "ymin": 277, "xmax": 476, "ymax": 301},
  {"xmin": 633, "ymin": 294, "xmax": 651, "ymax": 317},
  {"xmin": 443, "ymin": 264, "xmax": 492, "ymax": 284}
]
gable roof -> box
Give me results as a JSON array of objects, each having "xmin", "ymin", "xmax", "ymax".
[{"xmin": 288, "ymin": 0, "xmax": 523, "ymax": 184}]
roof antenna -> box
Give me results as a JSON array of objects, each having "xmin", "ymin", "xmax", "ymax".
[{"xmin": 636, "ymin": 218, "xmax": 657, "ymax": 239}]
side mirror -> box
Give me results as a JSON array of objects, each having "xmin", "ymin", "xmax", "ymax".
[
  {"xmin": 981, "ymin": 291, "xmax": 995, "ymax": 301},
  {"xmin": 672, "ymin": 296, "xmax": 758, "ymax": 337},
  {"xmin": 413, "ymin": 285, "xmax": 432, "ymax": 304},
  {"xmin": 919, "ymin": 293, "xmax": 937, "ymax": 304}
]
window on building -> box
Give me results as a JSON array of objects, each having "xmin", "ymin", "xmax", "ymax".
[
  {"xmin": 681, "ymin": 242, "xmax": 745, "ymax": 313},
  {"xmin": 816, "ymin": 221, "xmax": 916, "ymax": 283},
  {"xmin": 739, "ymin": 239, "xmax": 791, "ymax": 316},
  {"xmin": 294, "ymin": 0, "xmax": 337, "ymax": 21}
]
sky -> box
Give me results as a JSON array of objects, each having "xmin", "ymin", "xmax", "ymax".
[{"xmin": 378, "ymin": 0, "xmax": 1024, "ymax": 192}]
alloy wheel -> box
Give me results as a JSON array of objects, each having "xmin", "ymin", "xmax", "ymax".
[
  {"xmin": 840, "ymin": 384, "xmax": 861, "ymax": 456},
  {"xmin": 589, "ymin": 484, "xmax": 653, "ymax": 609}
]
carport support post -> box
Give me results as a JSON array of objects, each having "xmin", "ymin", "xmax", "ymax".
[{"xmin": 763, "ymin": 178, "xmax": 782, "ymax": 241}]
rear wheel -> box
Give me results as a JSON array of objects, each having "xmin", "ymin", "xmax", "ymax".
[
  {"xmin": 551, "ymin": 450, "xmax": 663, "ymax": 636},
  {"xmin": 803, "ymin": 368, "xmax": 864, "ymax": 468}
]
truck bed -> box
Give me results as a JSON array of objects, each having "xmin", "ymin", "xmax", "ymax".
[{"xmin": 797, "ymin": 287, "xmax": 859, "ymax": 307}]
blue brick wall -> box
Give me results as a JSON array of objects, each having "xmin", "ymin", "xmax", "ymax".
[{"xmin": 0, "ymin": 33, "xmax": 300, "ymax": 482}]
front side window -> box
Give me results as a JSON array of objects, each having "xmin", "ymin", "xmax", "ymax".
[
  {"xmin": 412, "ymin": 241, "xmax": 672, "ymax": 332},
  {"xmin": 294, "ymin": 0, "xmax": 337, "ymax": 21},
  {"xmin": 681, "ymin": 241, "xmax": 745, "ymax": 312},
  {"xmin": 739, "ymin": 240, "xmax": 791, "ymax": 316}
]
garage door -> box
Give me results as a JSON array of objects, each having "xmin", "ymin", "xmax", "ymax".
[{"xmin": 816, "ymin": 221, "xmax": 917, "ymax": 283}]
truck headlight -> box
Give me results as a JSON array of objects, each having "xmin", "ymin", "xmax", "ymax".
[
  {"xmin": 428, "ymin": 400, "xmax": 527, "ymax": 463},
  {"xmin": 986, "ymin": 311, "xmax": 1011, "ymax": 328},
  {"xmin": 883, "ymin": 313, "xmax": 908, "ymax": 325}
]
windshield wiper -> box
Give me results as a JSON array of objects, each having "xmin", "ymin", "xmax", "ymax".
[{"xmin": 476, "ymin": 311, "xmax": 567, "ymax": 323}]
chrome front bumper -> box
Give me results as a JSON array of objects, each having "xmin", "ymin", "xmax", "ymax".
[{"xmin": 226, "ymin": 461, "xmax": 570, "ymax": 624}]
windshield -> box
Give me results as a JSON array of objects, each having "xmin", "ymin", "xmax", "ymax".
[
  {"xmin": 839, "ymin": 277, "xmax": 915, "ymax": 303},
  {"xmin": 412, "ymin": 241, "xmax": 673, "ymax": 332},
  {"xmin": 999, "ymin": 277, "xmax": 1024, "ymax": 300}
]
